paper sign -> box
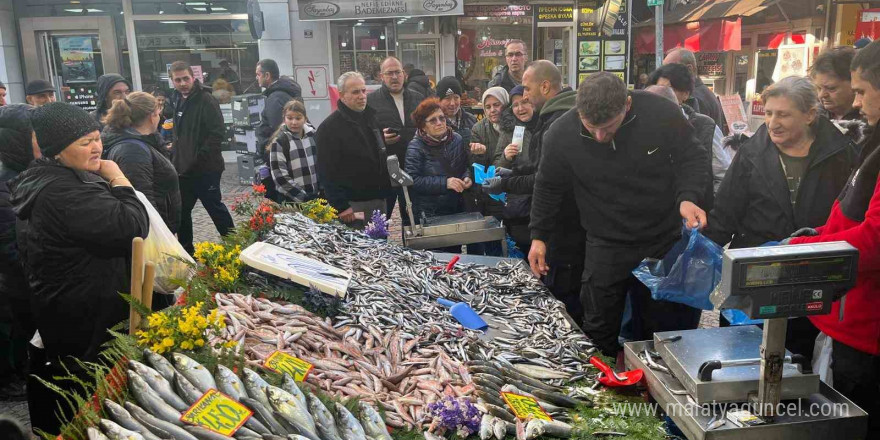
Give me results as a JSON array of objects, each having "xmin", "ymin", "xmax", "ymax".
[
  {"xmin": 240, "ymin": 242, "xmax": 351, "ymax": 297},
  {"xmin": 512, "ymin": 126, "xmax": 525, "ymax": 152},
  {"xmin": 264, "ymin": 351, "xmax": 314, "ymax": 382},
  {"xmin": 501, "ymin": 392, "xmax": 552, "ymax": 421},
  {"xmin": 180, "ymin": 389, "xmax": 252, "ymax": 436}
]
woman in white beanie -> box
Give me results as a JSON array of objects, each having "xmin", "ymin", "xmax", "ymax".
[{"xmin": 468, "ymin": 86, "xmax": 509, "ymax": 168}]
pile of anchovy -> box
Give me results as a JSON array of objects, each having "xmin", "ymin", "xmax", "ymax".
[{"xmin": 264, "ymin": 214, "xmax": 596, "ymax": 384}]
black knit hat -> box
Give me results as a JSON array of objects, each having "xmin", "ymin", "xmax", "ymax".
[
  {"xmin": 436, "ymin": 76, "xmax": 463, "ymax": 98},
  {"xmin": 30, "ymin": 102, "xmax": 101, "ymax": 157}
]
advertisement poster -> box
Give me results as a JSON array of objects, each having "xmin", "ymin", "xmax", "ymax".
[
  {"xmin": 577, "ymin": 0, "xmax": 629, "ymax": 86},
  {"xmin": 57, "ymin": 36, "xmax": 97, "ymax": 83},
  {"xmin": 772, "ymin": 45, "xmax": 807, "ymax": 81}
]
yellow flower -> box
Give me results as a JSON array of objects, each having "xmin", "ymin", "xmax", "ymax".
[
  {"xmin": 162, "ymin": 337, "xmax": 175, "ymax": 348},
  {"xmin": 180, "ymin": 340, "xmax": 194, "ymax": 350},
  {"xmin": 195, "ymin": 339, "xmax": 205, "ymax": 347},
  {"xmin": 151, "ymin": 342, "xmax": 165, "ymax": 353},
  {"xmin": 223, "ymin": 341, "xmax": 238, "ymax": 349}
]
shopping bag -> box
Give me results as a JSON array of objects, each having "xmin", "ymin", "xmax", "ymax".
[
  {"xmin": 134, "ymin": 191, "xmax": 195, "ymax": 294},
  {"xmin": 472, "ymin": 164, "xmax": 506, "ymax": 203},
  {"xmin": 812, "ymin": 332, "xmax": 834, "ymax": 386},
  {"xmin": 632, "ymin": 225, "xmax": 723, "ymax": 310}
]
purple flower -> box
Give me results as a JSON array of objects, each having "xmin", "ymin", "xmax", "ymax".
[
  {"xmin": 426, "ymin": 396, "xmax": 481, "ymax": 437},
  {"xmin": 364, "ymin": 209, "xmax": 389, "ymax": 239}
]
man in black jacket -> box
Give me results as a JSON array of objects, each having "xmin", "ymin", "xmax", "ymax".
[
  {"xmin": 368, "ymin": 57, "xmax": 425, "ymax": 216},
  {"xmin": 90, "ymin": 73, "xmax": 131, "ymax": 127},
  {"xmin": 317, "ymin": 72, "xmax": 391, "ymax": 229},
  {"xmin": 406, "ymin": 68, "xmax": 433, "ymax": 97},
  {"xmin": 256, "ymin": 58, "xmax": 302, "ymax": 151},
  {"xmin": 529, "ymin": 72, "xmax": 708, "ymax": 356},
  {"xmin": 664, "ymin": 48, "xmax": 727, "ymax": 134},
  {"xmin": 489, "ymin": 40, "xmax": 528, "ymax": 92},
  {"xmin": 168, "ymin": 61, "xmax": 234, "ymax": 254}
]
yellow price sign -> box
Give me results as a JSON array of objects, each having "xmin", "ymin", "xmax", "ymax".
[
  {"xmin": 180, "ymin": 389, "xmax": 252, "ymax": 436},
  {"xmin": 501, "ymin": 392, "xmax": 552, "ymax": 421},
  {"xmin": 264, "ymin": 351, "xmax": 314, "ymax": 382}
]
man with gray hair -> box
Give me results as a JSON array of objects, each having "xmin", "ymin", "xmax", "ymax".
[
  {"xmin": 529, "ymin": 72, "xmax": 708, "ymax": 357},
  {"xmin": 316, "ymin": 72, "xmax": 391, "ymax": 228},
  {"xmin": 489, "ymin": 40, "xmax": 528, "ymax": 92},
  {"xmin": 664, "ymin": 48, "xmax": 726, "ymax": 132}
]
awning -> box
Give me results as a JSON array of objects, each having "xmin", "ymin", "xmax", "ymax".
[
  {"xmin": 635, "ymin": 0, "xmax": 768, "ymax": 27},
  {"xmin": 635, "ymin": 17, "xmax": 742, "ymax": 53}
]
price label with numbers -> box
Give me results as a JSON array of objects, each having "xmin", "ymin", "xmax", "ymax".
[
  {"xmin": 264, "ymin": 351, "xmax": 314, "ymax": 381},
  {"xmin": 501, "ymin": 392, "xmax": 552, "ymax": 421},
  {"xmin": 180, "ymin": 389, "xmax": 252, "ymax": 436}
]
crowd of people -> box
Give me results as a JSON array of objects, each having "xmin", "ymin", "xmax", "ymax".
[{"xmin": 0, "ymin": 36, "xmax": 878, "ymax": 437}]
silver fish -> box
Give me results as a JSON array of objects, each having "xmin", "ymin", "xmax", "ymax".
[
  {"xmin": 356, "ymin": 402, "xmax": 391, "ymax": 440},
  {"xmin": 266, "ymin": 385, "xmax": 317, "ymax": 435},
  {"xmin": 307, "ymin": 393, "xmax": 343, "ymax": 440},
  {"xmin": 143, "ymin": 349, "xmax": 177, "ymax": 382},
  {"xmin": 99, "ymin": 419, "xmax": 145, "ymax": 440},
  {"xmin": 479, "ymin": 414, "xmax": 495, "ymax": 440},
  {"xmin": 524, "ymin": 419, "xmax": 572, "ymax": 439},
  {"xmin": 242, "ymin": 368, "xmax": 272, "ymax": 410},
  {"xmin": 182, "ymin": 425, "xmax": 236, "ymax": 440},
  {"xmin": 280, "ymin": 373, "xmax": 308, "ymax": 410},
  {"xmin": 171, "ymin": 352, "xmax": 217, "ymax": 392},
  {"xmin": 216, "ymin": 364, "xmax": 249, "ymax": 401},
  {"xmin": 129, "ymin": 359, "xmax": 189, "ymax": 411},
  {"xmin": 88, "ymin": 427, "xmax": 111, "ymax": 440},
  {"xmin": 124, "ymin": 401, "xmax": 198, "ymax": 440},
  {"xmin": 334, "ymin": 403, "xmax": 367, "ymax": 440},
  {"xmin": 492, "ymin": 417, "xmax": 509, "ymax": 440},
  {"xmin": 103, "ymin": 399, "xmax": 164, "ymax": 440},
  {"xmin": 240, "ymin": 396, "xmax": 289, "ymax": 436},
  {"xmin": 174, "ymin": 372, "xmax": 205, "ymax": 405},
  {"xmin": 128, "ymin": 370, "xmax": 184, "ymax": 425}
]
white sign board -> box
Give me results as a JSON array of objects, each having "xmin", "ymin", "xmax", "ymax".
[
  {"xmin": 295, "ymin": 66, "xmax": 329, "ymax": 99},
  {"xmin": 240, "ymin": 242, "xmax": 350, "ymax": 297}
]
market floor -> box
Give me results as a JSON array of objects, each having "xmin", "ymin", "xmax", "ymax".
[{"xmin": 0, "ymin": 152, "xmax": 720, "ymax": 433}]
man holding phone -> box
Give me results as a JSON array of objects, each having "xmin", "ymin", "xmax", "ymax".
[{"xmin": 368, "ymin": 56, "xmax": 425, "ymax": 216}]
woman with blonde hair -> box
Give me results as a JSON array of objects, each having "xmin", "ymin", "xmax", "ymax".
[
  {"xmin": 267, "ymin": 100, "xmax": 319, "ymax": 202},
  {"xmin": 102, "ymin": 91, "xmax": 181, "ymax": 233}
]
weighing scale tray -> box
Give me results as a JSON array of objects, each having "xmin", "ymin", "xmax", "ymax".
[
  {"xmin": 403, "ymin": 214, "xmax": 506, "ymax": 250},
  {"xmin": 624, "ymin": 340, "xmax": 868, "ymax": 440},
  {"xmin": 654, "ymin": 326, "xmax": 819, "ymax": 404}
]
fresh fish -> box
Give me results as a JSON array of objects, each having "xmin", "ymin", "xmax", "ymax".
[
  {"xmin": 235, "ymin": 426, "xmax": 261, "ymax": 438},
  {"xmin": 124, "ymin": 401, "xmax": 198, "ymax": 440},
  {"xmin": 182, "ymin": 425, "xmax": 236, "ymax": 440},
  {"xmin": 524, "ymin": 419, "xmax": 573, "ymax": 439},
  {"xmin": 334, "ymin": 403, "xmax": 367, "ymax": 440},
  {"xmin": 287, "ymin": 436, "xmax": 313, "ymax": 440},
  {"xmin": 240, "ymin": 396, "xmax": 289, "ymax": 436},
  {"xmin": 128, "ymin": 370, "xmax": 185, "ymax": 425},
  {"xmin": 280, "ymin": 373, "xmax": 308, "ymax": 409},
  {"xmin": 492, "ymin": 418, "xmax": 509, "ymax": 440},
  {"xmin": 242, "ymin": 368, "xmax": 273, "ymax": 410},
  {"xmin": 356, "ymin": 402, "xmax": 391, "ymax": 440},
  {"xmin": 130, "ymin": 360, "xmax": 189, "ymax": 411},
  {"xmin": 144, "ymin": 349, "xmax": 177, "ymax": 382},
  {"xmin": 99, "ymin": 419, "xmax": 146, "ymax": 440},
  {"xmin": 274, "ymin": 411, "xmax": 321, "ymax": 440},
  {"xmin": 266, "ymin": 385, "xmax": 317, "ymax": 435},
  {"xmin": 479, "ymin": 414, "xmax": 495, "ymax": 440},
  {"xmin": 103, "ymin": 399, "xmax": 164, "ymax": 440},
  {"xmin": 174, "ymin": 372, "xmax": 205, "ymax": 405},
  {"xmin": 515, "ymin": 419, "xmax": 526, "ymax": 440},
  {"xmin": 307, "ymin": 393, "xmax": 343, "ymax": 440},
  {"xmin": 216, "ymin": 365, "xmax": 249, "ymax": 401},
  {"xmin": 88, "ymin": 427, "xmax": 111, "ymax": 440},
  {"xmin": 171, "ymin": 352, "xmax": 217, "ymax": 392}
]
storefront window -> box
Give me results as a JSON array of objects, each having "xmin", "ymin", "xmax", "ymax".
[
  {"xmin": 396, "ymin": 17, "xmax": 436, "ymax": 35},
  {"xmin": 457, "ymin": 6, "xmax": 533, "ymax": 93},
  {"xmin": 131, "ymin": 1, "xmax": 247, "ymax": 15},
  {"xmin": 331, "ymin": 21, "xmax": 396, "ymax": 84},
  {"xmin": 536, "ymin": 27, "xmax": 571, "ymax": 88},
  {"xmin": 134, "ymin": 19, "xmax": 259, "ymax": 98}
]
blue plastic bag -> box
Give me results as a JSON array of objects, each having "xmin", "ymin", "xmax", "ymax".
[
  {"xmin": 632, "ymin": 225, "xmax": 723, "ymax": 310},
  {"xmin": 721, "ymin": 308, "xmax": 763, "ymax": 325},
  {"xmin": 472, "ymin": 164, "xmax": 506, "ymax": 203}
]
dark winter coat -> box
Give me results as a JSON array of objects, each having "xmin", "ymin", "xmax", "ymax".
[
  {"xmin": 406, "ymin": 70, "xmax": 433, "ymax": 97},
  {"xmin": 705, "ymin": 117, "xmax": 859, "ymax": 249},
  {"xmin": 367, "ymin": 85, "xmax": 425, "ymax": 161},
  {"xmin": 170, "ymin": 81, "xmax": 226, "ymax": 176},
  {"xmin": 89, "ymin": 74, "xmax": 131, "ymax": 127},
  {"xmin": 488, "ymin": 65, "xmax": 519, "ymax": 92},
  {"xmin": 693, "ymin": 77, "xmax": 726, "ymax": 134},
  {"xmin": 531, "ymin": 91, "xmax": 708, "ymax": 248},
  {"xmin": 405, "ymin": 132, "xmax": 469, "ymax": 220},
  {"xmin": 8, "ymin": 158, "xmax": 149, "ymax": 363},
  {"xmin": 315, "ymin": 102, "xmax": 392, "ymax": 212},
  {"xmin": 257, "ymin": 76, "xmax": 302, "ymax": 151},
  {"xmin": 102, "ymin": 127, "xmax": 182, "ymax": 233},
  {"xmin": 449, "ymin": 109, "xmax": 477, "ymax": 147},
  {"xmin": 683, "ymin": 104, "xmax": 718, "ymax": 211},
  {"xmin": 494, "ymin": 105, "xmax": 534, "ymax": 169},
  {"xmin": 470, "ymin": 117, "xmax": 500, "ymax": 168}
]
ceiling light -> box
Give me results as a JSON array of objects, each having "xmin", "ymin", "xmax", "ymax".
[
  {"xmin": 70, "ymin": 0, "xmax": 80, "ymax": 3},
  {"xmin": 341, "ymin": 42, "xmax": 347, "ymax": 47},
  {"xmin": 380, "ymin": 35, "xmax": 385, "ymax": 40},
  {"xmin": 213, "ymin": 6, "xmax": 227, "ymax": 11},
  {"xmin": 160, "ymin": 20, "xmax": 188, "ymax": 23},
  {"xmin": 193, "ymin": 7, "xmax": 206, "ymax": 10},
  {"xmin": 476, "ymin": 16, "xmax": 488, "ymax": 20}
]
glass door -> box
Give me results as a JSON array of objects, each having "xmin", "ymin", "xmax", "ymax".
[
  {"xmin": 39, "ymin": 31, "xmax": 105, "ymax": 111},
  {"xmin": 399, "ymin": 39, "xmax": 439, "ymax": 88},
  {"xmin": 537, "ymin": 25, "xmax": 573, "ymax": 88}
]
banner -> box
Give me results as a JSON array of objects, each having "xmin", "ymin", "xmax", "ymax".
[
  {"xmin": 56, "ymin": 36, "xmax": 97, "ymax": 83},
  {"xmin": 297, "ymin": 0, "xmax": 463, "ymax": 21},
  {"xmin": 577, "ymin": 0, "xmax": 629, "ymax": 86}
]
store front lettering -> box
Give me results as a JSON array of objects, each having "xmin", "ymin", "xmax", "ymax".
[
  {"xmin": 354, "ymin": 0, "xmax": 407, "ymax": 14},
  {"xmin": 423, "ymin": 0, "xmax": 456, "ymax": 13},
  {"xmin": 304, "ymin": 2, "xmax": 340, "ymax": 17}
]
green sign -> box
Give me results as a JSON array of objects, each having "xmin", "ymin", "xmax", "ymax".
[{"xmin": 647, "ymin": 0, "xmax": 663, "ymax": 6}]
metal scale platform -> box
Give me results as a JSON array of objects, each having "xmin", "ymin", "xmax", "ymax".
[
  {"xmin": 624, "ymin": 242, "xmax": 869, "ymax": 440},
  {"xmin": 387, "ymin": 155, "xmax": 507, "ymax": 252}
]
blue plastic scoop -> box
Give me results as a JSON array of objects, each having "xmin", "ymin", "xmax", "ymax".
[{"xmin": 437, "ymin": 298, "xmax": 489, "ymax": 331}]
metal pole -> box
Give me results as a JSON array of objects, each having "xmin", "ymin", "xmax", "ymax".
[{"xmin": 655, "ymin": 4, "xmax": 664, "ymax": 68}]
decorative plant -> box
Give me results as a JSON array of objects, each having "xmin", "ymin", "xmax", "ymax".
[
  {"xmin": 425, "ymin": 396, "xmax": 481, "ymax": 438},
  {"xmin": 296, "ymin": 198, "xmax": 338, "ymax": 224},
  {"xmin": 364, "ymin": 209, "xmax": 390, "ymax": 239},
  {"xmin": 193, "ymin": 241, "xmax": 243, "ymax": 291},
  {"xmin": 135, "ymin": 302, "xmax": 234, "ymax": 354}
]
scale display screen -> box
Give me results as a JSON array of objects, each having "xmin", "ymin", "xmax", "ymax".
[{"xmin": 741, "ymin": 256, "xmax": 854, "ymax": 288}]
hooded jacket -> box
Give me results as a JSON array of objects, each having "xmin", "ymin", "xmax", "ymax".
[
  {"xmin": 405, "ymin": 131, "xmax": 470, "ymax": 220},
  {"xmin": 406, "ymin": 70, "xmax": 433, "ymax": 97},
  {"xmin": 367, "ymin": 84, "xmax": 424, "ymax": 161},
  {"xmin": 706, "ymin": 117, "xmax": 858, "ymax": 249},
  {"xmin": 170, "ymin": 81, "xmax": 226, "ymax": 176},
  {"xmin": 494, "ymin": 105, "xmax": 534, "ymax": 169},
  {"xmin": 488, "ymin": 65, "xmax": 519, "ymax": 92},
  {"xmin": 789, "ymin": 126, "xmax": 880, "ymax": 355},
  {"xmin": 8, "ymin": 158, "xmax": 148, "ymax": 362},
  {"xmin": 102, "ymin": 127, "xmax": 182, "ymax": 233},
  {"xmin": 89, "ymin": 74, "xmax": 131, "ymax": 127},
  {"xmin": 257, "ymin": 76, "xmax": 302, "ymax": 151},
  {"xmin": 470, "ymin": 117, "xmax": 500, "ymax": 168}
]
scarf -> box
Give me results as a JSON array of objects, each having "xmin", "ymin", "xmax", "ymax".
[{"xmin": 416, "ymin": 127, "xmax": 453, "ymax": 147}]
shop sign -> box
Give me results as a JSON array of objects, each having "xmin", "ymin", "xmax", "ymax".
[
  {"xmin": 536, "ymin": 5, "xmax": 574, "ymax": 23},
  {"xmin": 577, "ymin": 0, "xmax": 629, "ymax": 86},
  {"xmin": 138, "ymin": 34, "xmax": 251, "ymax": 49},
  {"xmin": 464, "ymin": 4, "xmax": 531, "ymax": 18},
  {"xmin": 476, "ymin": 38, "xmax": 511, "ymax": 58},
  {"xmin": 298, "ymin": 0, "xmax": 463, "ymax": 20},
  {"xmin": 719, "ymin": 95, "xmax": 749, "ymax": 135},
  {"xmin": 697, "ymin": 52, "xmax": 725, "ymax": 77}
]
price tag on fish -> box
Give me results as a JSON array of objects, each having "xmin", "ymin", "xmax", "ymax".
[
  {"xmin": 501, "ymin": 392, "xmax": 552, "ymax": 421},
  {"xmin": 264, "ymin": 351, "xmax": 314, "ymax": 382},
  {"xmin": 180, "ymin": 389, "xmax": 252, "ymax": 436}
]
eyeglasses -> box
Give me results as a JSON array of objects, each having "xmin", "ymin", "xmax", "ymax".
[
  {"xmin": 425, "ymin": 116, "xmax": 446, "ymax": 125},
  {"xmin": 506, "ymin": 52, "xmax": 525, "ymax": 59},
  {"xmin": 383, "ymin": 70, "xmax": 404, "ymax": 77}
]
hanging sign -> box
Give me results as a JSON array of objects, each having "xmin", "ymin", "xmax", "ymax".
[
  {"xmin": 536, "ymin": 5, "xmax": 574, "ymax": 23},
  {"xmin": 577, "ymin": 0, "xmax": 629, "ymax": 86},
  {"xmin": 298, "ymin": 0, "xmax": 463, "ymax": 21}
]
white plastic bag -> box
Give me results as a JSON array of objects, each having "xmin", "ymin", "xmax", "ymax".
[
  {"xmin": 135, "ymin": 191, "xmax": 195, "ymax": 294},
  {"xmin": 812, "ymin": 331, "xmax": 834, "ymax": 386}
]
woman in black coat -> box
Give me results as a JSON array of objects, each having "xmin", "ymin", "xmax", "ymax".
[
  {"xmin": 9, "ymin": 103, "xmax": 149, "ymax": 434},
  {"xmin": 101, "ymin": 92, "xmax": 181, "ymax": 233}
]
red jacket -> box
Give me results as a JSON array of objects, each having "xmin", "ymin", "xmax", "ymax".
[{"xmin": 790, "ymin": 129, "xmax": 880, "ymax": 355}]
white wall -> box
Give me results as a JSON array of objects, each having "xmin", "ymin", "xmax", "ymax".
[
  {"xmin": 0, "ymin": 0, "xmax": 23, "ymax": 103},
  {"xmin": 288, "ymin": 0, "xmax": 333, "ymax": 125}
]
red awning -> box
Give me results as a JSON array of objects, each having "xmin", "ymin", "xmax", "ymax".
[{"xmin": 636, "ymin": 17, "xmax": 742, "ymax": 54}]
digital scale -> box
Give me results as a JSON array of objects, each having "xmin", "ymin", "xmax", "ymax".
[
  {"xmin": 387, "ymin": 155, "xmax": 507, "ymax": 253},
  {"xmin": 624, "ymin": 242, "xmax": 869, "ymax": 439}
]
